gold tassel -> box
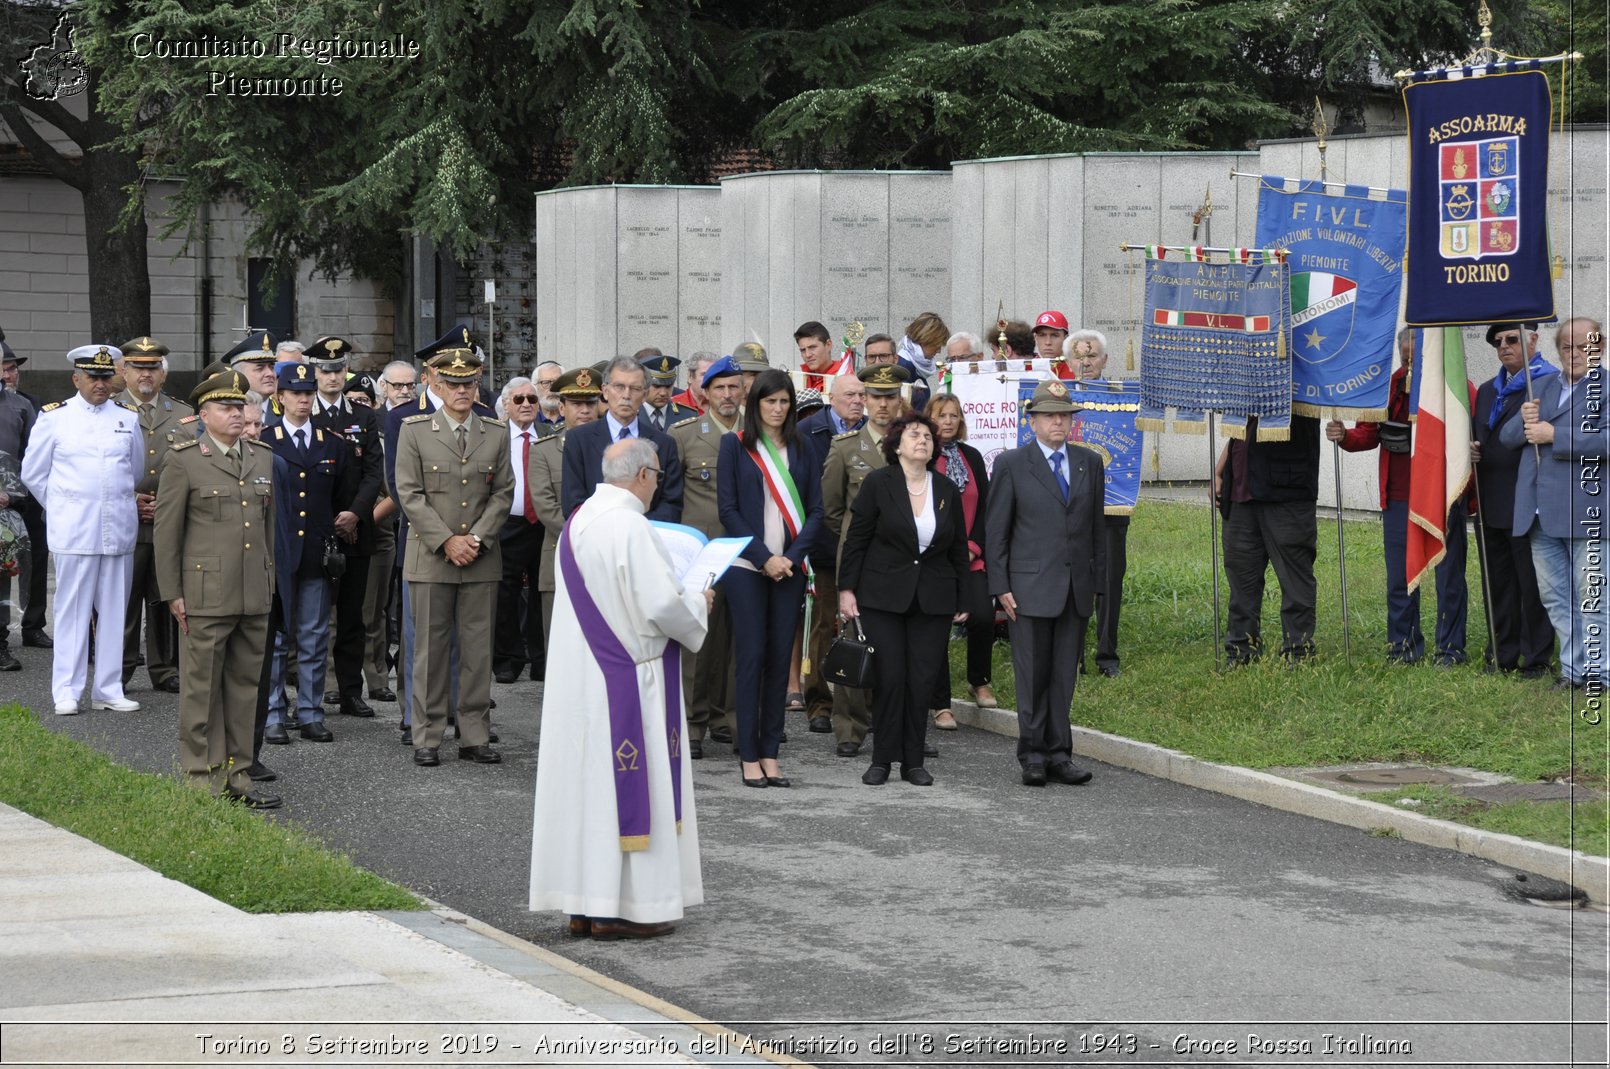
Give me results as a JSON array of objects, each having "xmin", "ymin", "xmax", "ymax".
[
  {"xmin": 1553, "ymin": 254, "xmax": 1565, "ymax": 280},
  {"xmin": 1126, "ymin": 336, "xmax": 1136, "ymax": 371},
  {"xmin": 1277, "ymin": 327, "xmax": 1287, "ymax": 361}
]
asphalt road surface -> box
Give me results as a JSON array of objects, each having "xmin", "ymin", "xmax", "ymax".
[{"xmin": 9, "ymin": 639, "xmax": 1607, "ymax": 1066}]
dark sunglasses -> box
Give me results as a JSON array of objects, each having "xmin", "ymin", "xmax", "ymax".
[{"xmin": 510, "ymin": 394, "xmax": 539, "ymax": 404}]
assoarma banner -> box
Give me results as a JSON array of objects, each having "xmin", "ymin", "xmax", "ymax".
[
  {"xmin": 1403, "ymin": 66, "xmax": 1554, "ymax": 326},
  {"xmin": 1255, "ymin": 177, "xmax": 1407, "ymax": 419},
  {"xmin": 1138, "ymin": 251, "xmax": 1294, "ymax": 441},
  {"xmin": 945, "ymin": 357, "xmax": 1051, "ymax": 477}
]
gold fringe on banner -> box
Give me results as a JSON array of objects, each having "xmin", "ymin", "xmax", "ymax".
[
  {"xmin": 1292, "ymin": 402, "xmax": 1391, "ymax": 421},
  {"xmin": 1170, "ymin": 419, "xmax": 1208, "ymax": 435},
  {"xmin": 1104, "ymin": 505, "xmax": 1136, "ymax": 516},
  {"xmin": 1220, "ymin": 422, "xmax": 1248, "ymax": 441},
  {"xmin": 1255, "ymin": 424, "xmax": 1292, "ymax": 442},
  {"xmin": 1134, "ymin": 417, "xmax": 1167, "ymax": 434}
]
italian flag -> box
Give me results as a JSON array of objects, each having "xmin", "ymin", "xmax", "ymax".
[
  {"xmin": 1406, "ymin": 328, "xmax": 1471, "ymax": 592},
  {"xmin": 1291, "ymin": 272, "xmax": 1357, "ymax": 310}
]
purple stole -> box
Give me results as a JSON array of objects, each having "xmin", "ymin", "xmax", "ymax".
[{"xmin": 558, "ymin": 519, "xmax": 683, "ymax": 852}]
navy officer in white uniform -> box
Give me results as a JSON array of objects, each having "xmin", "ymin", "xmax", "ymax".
[{"xmin": 20, "ymin": 345, "xmax": 144, "ymax": 714}]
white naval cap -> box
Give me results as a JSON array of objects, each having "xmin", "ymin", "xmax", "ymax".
[{"xmin": 68, "ymin": 344, "xmax": 122, "ymax": 375}]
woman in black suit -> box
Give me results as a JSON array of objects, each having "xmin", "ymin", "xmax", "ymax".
[
  {"xmin": 925, "ymin": 393, "xmax": 997, "ymax": 723},
  {"xmin": 717, "ymin": 370, "xmax": 823, "ymax": 789},
  {"xmin": 837, "ymin": 412, "xmax": 968, "ymax": 786}
]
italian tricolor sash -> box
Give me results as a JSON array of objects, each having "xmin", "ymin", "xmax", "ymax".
[{"xmin": 747, "ymin": 433, "xmax": 806, "ymax": 539}]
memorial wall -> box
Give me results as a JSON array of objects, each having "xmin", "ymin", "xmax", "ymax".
[
  {"xmin": 719, "ymin": 170, "xmax": 952, "ymax": 361},
  {"xmin": 532, "ymin": 184, "xmax": 722, "ymax": 362}
]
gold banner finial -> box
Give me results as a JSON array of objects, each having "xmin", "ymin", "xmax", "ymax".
[{"xmin": 1312, "ymin": 98, "xmax": 1331, "ymax": 182}]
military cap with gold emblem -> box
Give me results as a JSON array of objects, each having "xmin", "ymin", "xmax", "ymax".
[
  {"xmin": 68, "ymin": 344, "xmax": 121, "ymax": 376},
  {"xmin": 276, "ymin": 362, "xmax": 319, "ymax": 392},
  {"xmin": 120, "ymin": 336, "xmax": 169, "ymax": 367},
  {"xmin": 415, "ymin": 323, "xmax": 478, "ymax": 362},
  {"xmin": 222, "ymin": 329, "xmax": 277, "ymax": 364},
  {"xmin": 856, "ymin": 362, "xmax": 912, "ymax": 395},
  {"xmin": 553, "ymin": 366, "xmax": 602, "ymax": 399},
  {"xmin": 732, "ymin": 341, "xmax": 769, "ymax": 373},
  {"xmin": 427, "ymin": 347, "xmax": 483, "ymax": 382},
  {"xmin": 640, "ymin": 353, "xmax": 681, "ymax": 386},
  {"xmin": 308, "ymin": 335, "xmax": 353, "ymax": 371},
  {"xmin": 189, "ymin": 370, "xmax": 250, "ymax": 409},
  {"xmin": 1024, "ymin": 377, "xmax": 1077, "ymax": 414}
]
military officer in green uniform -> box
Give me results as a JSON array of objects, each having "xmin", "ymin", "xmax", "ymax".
[
  {"xmin": 154, "ymin": 371, "xmax": 279, "ymax": 808},
  {"xmin": 530, "ymin": 367, "xmax": 601, "ymax": 647},
  {"xmin": 394, "ymin": 348, "xmax": 516, "ymax": 766},
  {"xmin": 669, "ymin": 354, "xmax": 745, "ymax": 757},
  {"xmin": 820, "ymin": 362, "xmax": 910, "ymax": 756},
  {"xmin": 117, "ymin": 336, "xmax": 191, "ymax": 693}
]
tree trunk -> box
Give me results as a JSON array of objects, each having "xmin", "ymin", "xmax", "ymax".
[{"xmin": 79, "ymin": 100, "xmax": 149, "ymax": 344}]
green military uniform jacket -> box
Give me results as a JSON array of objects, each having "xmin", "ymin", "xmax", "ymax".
[
  {"xmin": 119, "ymin": 390, "xmax": 194, "ymax": 546},
  {"xmin": 153, "ymin": 435, "xmax": 275, "ymax": 616},
  {"xmin": 394, "ymin": 410, "xmax": 515, "ymax": 584},
  {"xmin": 669, "ymin": 411, "xmax": 740, "ymax": 539},
  {"xmin": 822, "ymin": 423, "xmax": 889, "ymax": 568},
  {"xmin": 529, "ymin": 428, "xmax": 569, "ymax": 595}
]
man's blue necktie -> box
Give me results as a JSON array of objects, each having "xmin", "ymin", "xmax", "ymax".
[
  {"xmin": 618, "ymin": 424, "xmax": 632, "ymax": 441},
  {"xmin": 1050, "ymin": 450, "xmax": 1069, "ymax": 504}
]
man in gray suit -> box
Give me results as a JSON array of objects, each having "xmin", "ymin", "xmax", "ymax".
[
  {"xmin": 985, "ymin": 378, "xmax": 1106, "ymax": 787},
  {"xmin": 1502, "ymin": 316, "xmax": 1607, "ymax": 692}
]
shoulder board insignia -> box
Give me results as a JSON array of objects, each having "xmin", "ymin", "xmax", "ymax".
[
  {"xmin": 314, "ymin": 429, "xmax": 324, "ymax": 442},
  {"xmin": 833, "ymin": 429, "xmax": 859, "ymax": 441},
  {"xmin": 479, "ymin": 415, "xmax": 506, "ymax": 427},
  {"xmin": 179, "ymin": 413, "xmax": 200, "ymax": 425},
  {"xmin": 115, "ymin": 400, "xmax": 138, "ymax": 411},
  {"xmin": 273, "ymin": 427, "xmax": 284, "ymax": 440},
  {"xmin": 171, "ymin": 438, "xmax": 199, "ymax": 451},
  {"xmin": 39, "ymin": 401, "xmax": 64, "ymax": 413},
  {"xmin": 402, "ymin": 413, "xmax": 432, "ymax": 424},
  {"xmin": 669, "ymin": 416, "xmax": 699, "ymax": 431}
]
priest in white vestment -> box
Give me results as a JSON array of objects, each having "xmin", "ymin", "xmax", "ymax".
[{"xmin": 530, "ymin": 438, "xmax": 711, "ymax": 939}]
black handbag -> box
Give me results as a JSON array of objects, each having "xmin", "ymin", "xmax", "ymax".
[
  {"xmin": 1378, "ymin": 420, "xmax": 1412, "ymax": 454},
  {"xmin": 321, "ymin": 535, "xmax": 347, "ymax": 579},
  {"xmin": 822, "ymin": 615, "xmax": 875, "ymax": 690}
]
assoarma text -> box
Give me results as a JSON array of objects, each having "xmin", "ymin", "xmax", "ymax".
[
  {"xmin": 1425, "ymin": 113, "xmax": 1530, "ymax": 144},
  {"xmin": 131, "ymin": 33, "xmax": 421, "ymax": 64}
]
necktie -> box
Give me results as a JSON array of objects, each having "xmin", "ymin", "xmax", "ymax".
[
  {"xmin": 521, "ymin": 431, "xmax": 537, "ymax": 524},
  {"xmin": 294, "ymin": 428, "xmax": 307, "ymax": 455},
  {"xmin": 1050, "ymin": 450, "xmax": 1069, "ymax": 504},
  {"xmin": 227, "ymin": 447, "xmax": 241, "ymax": 478},
  {"xmin": 651, "ymin": 409, "xmax": 663, "ymax": 432},
  {"xmin": 618, "ymin": 424, "xmax": 632, "ymax": 441},
  {"xmin": 138, "ymin": 402, "xmax": 153, "ymax": 430},
  {"xmin": 456, "ymin": 425, "xmax": 468, "ymax": 457}
]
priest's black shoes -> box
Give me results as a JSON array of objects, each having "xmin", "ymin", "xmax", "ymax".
[
  {"xmin": 339, "ymin": 695, "xmax": 375, "ymax": 718},
  {"xmin": 458, "ymin": 745, "xmax": 501, "ymax": 764},
  {"xmin": 246, "ymin": 761, "xmax": 277, "ymax": 782},
  {"xmin": 1021, "ymin": 765, "xmax": 1047, "ymax": 787},
  {"xmin": 413, "ymin": 747, "xmax": 440, "ymax": 766},
  {"xmin": 901, "ymin": 766, "xmax": 934, "ymax": 786},
  {"xmin": 1047, "ymin": 761, "xmax": 1093, "ymax": 785},
  {"xmin": 862, "ymin": 764, "xmax": 890, "ymax": 785},
  {"xmin": 225, "ymin": 788, "xmax": 282, "ymax": 809}
]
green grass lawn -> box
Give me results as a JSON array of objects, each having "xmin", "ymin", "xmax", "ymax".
[
  {"xmin": 951, "ymin": 500, "xmax": 1610, "ymax": 855},
  {"xmin": 0, "ymin": 704, "xmax": 421, "ymax": 913}
]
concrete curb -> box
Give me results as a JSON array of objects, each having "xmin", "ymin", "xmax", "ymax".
[{"xmin": 950, "ymin": 699, "xmax": 1610, "ymax": 904}]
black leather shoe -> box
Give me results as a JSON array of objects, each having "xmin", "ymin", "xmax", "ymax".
[
  {"xmin": 708, "ymin": 725, "xmax": 733, "ymax": 744},
  {"xmin": 225, "ymin": 788, "xmax": 282, "ymax": 809},
  {"xmin": 458, "ymin": 745, "xmax": 502, "ymax": 764},
  {"xmin": 742, "ymin": 771, "xmax": 768, "ymax": 788},
  {"xmin": 21, "ymin": 629, "xmax": 52, "ymax": 648},
  {"xmin": 339, "ymin": 695, "xmax": 375, "ymax": 718},
  {"xmin": 489, "ymin": 697, "xmax": 498, "ymax": 710},
  {"xmin": 299, "ymin": 721, "xmax": 334, "ymax": 743},
  {"xmin": 282, "ymin": 712, "xmax": 302, "ymax": 730},
  {"xmin": 413, "ymin": 746, "xmax": 439, "ymax": 766},
  {"xmin": 923, "ymin": 741, "xmax": 939, "ymax": 757},
  {"xmin": 264, "ymin": 723, "xmax": 292, "ymax": 746},
  {"xmin": 370, "ymin": 687, "xmax": 397, "ymax": 702},
  {"xmin": 156, "ymin": 677, "xmax": 181, "ymax": 693},
  {"xmin": 247, "ymin": 761, "xmax": 278, "ymax": 782},
  {"xmin": 1047, "ymin": 761, "xmax": 1093, "ymax": 785},
  {"xmin": 0, "ymin": 646, "xmax": 19, "ymax": 672},
  {"xmin": 765, "ymin": 775, "xmax": 791, "ymax": 787},
  {"xmin": 862, "ymin": 764, "xmax": 890, "ymax": 785},
  {"xmin": 529, "ymin": 665, "xmax": 545, "ymax": 681},
  {"xmin": 400, "ymin": 728, "xmax": 413, "ymax": 745},
  {"xmin": 494, "ymin": 671, "xmax": 517, "ymax": 684},
  {"xmin": 1098, "ymin": 664, "xmax": 1121, "ymax": 678},
  {"xmin": 902, "ymin": 766, "xmax": 934, "ymax": 786},
  {"xmin": 488, "ymin": 728, "xmax": 500, "ymax": 743},
  {"xmin": 835, "ymin": 741, "xmax": 860, "ymax": 758},
  {"xmin": 1021, "ymin": 766, "xmax": 1047, "ymax": 787},
  {"xmin": 808, "ymin": 715, "xmax": 832, "ymax": 733},
  {"xmin": 689, "ymin": 739, "xmax": 704, "ymax": 760},
  {"xmin": 322, "ymin": 690, "xmax": 342, "ymax": 706}
]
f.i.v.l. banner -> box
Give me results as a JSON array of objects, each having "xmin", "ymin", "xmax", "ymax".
[
  {"xmin": 1256, "ymin": 177, "xmax": 1407, "ymax": 419},
  {"xmin": 1403, "ymin": 66, "xmax": 1554, "ymax": 326}
]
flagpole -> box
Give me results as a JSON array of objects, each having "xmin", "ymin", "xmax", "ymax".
[
  {"xmin": 1467, "ymin": 463, "xmax": 1502, "ymax": 669},
  {"xmin": 1192, "ymin": 190, "xmax": 1225, "ymax": 671}
]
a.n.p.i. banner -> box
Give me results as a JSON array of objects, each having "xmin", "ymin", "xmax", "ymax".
[
  {"xmin": 1256, "ymin": 177, "xmax": 1407, "ymax": 419},
  {"xmin": 1137, "ymin": 249, "xmax": 1294, "ymax": 440},
  {"xmin": 1403, "ymin": 65, "xmax": 1554, "ymax": 326}
]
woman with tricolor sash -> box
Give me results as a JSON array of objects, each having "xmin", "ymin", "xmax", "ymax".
[{"xmin": 717, "ymin": 370, "xmax": 824, "ymax": 789}]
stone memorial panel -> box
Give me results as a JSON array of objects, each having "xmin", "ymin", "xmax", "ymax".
[
  {"xmin": 677, "ymin": 189, "xmax": 723, "ymax": 356},
  {"xmin": 617, "ymin": 188, "xmax": 678, "ymax": 355},
  {"xmin": 820, "ymin": 173, "xmax": 891, "ymax": 337},
  {"xmin": 888, "ymin": 173, "xmax": 952, "ymax": 336}
]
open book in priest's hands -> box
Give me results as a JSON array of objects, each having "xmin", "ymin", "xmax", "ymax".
[{"xmin": 648, "ymin": 522, "xmax": 751, "ymax": 590}]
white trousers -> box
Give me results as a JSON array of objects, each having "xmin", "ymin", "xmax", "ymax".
[{"xmin": 52, "ymin": 553, "xmax": 133, "ymax": 705}]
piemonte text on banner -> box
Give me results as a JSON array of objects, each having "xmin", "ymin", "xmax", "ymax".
[
  {"xmin": 1403, "ymin": 66, "xmax": 1554, "ymax": 326},
  {"xmin": 1255, "ymin": 177, "xmax": 1407, "ymax": 419}
]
